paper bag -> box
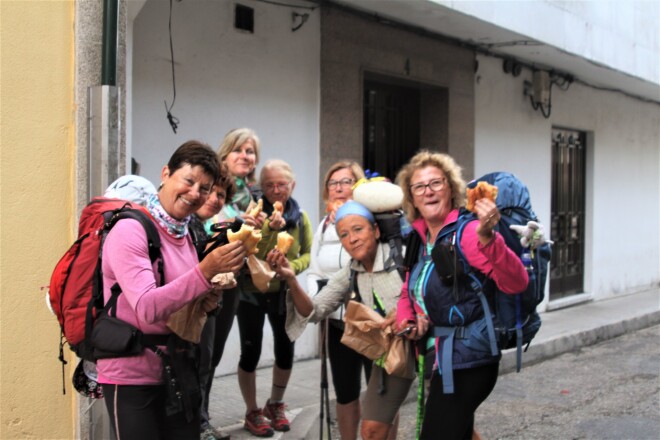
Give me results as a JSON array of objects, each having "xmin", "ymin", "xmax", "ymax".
[
  {"xmin": 166, "ymin": 296, "xmax": 209, "ymax": 344},
  {"xmin": 384, "ymin": 334, "xmax": 416, "ymax": 379},
  {"xmin": 246, "ymin": 254, "xmax": 275, "ymax": 293},
  {"xmin": 340, "ymin": 300, "xmax": 390, "ymax": 360}
]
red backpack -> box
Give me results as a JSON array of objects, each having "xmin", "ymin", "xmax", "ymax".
[{"xmin": 49, "ymin": 197, "xmax": 162, "ymax": 365}]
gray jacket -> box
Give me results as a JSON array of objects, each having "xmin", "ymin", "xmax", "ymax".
[{"xmin": 285, "ymin": 242, "xmax": 403, "ymax": 341}]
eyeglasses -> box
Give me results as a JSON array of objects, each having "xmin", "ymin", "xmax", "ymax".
[
  {"xmin": 264, "ymin": 182, "xmax": 290, "ymax": 192},
  {"xmin": 327, "ymin": 178, "xmax": 355, "ymax": 190},
  {"xmin": 409, "ymin": 178, "xmax": 447, "ymax": 195}
]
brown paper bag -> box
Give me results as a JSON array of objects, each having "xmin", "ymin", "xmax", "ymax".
[
  {"xmin": 167, "ymin": 273, "xmax": 237, "ymax": 343},
  {"xmin": 340, "ymin": 300, "xmax": 390, "ymax": 360},
  {"xmin": 246, "ymin": 254, "xmax": 275, "ymax": 293},
  {"xmin": 166, "ymin": 296, "xmax": 208, "ymax": 343},
  {"xmin": 384, "ymin": 335, "xmax": 416, "ymax": 379}
]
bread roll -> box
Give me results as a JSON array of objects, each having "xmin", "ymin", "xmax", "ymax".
[
  {"xmin": 227, "ymin": 223, "xmax": 262, "ymax": 255},
  {"xmin": 249, "ymin": 199, "xmax": 263, "ymax": 217},
  {"xmin": 276, "ymin": 231, "xmax": 294, "ymax": 254},
  {"xmin": 466, "ymin": 181, "xmax": 498, "ymax": 212},
  {"xmin": 325, "ymin": 200, "xmax": 344, "ymax": 214}
]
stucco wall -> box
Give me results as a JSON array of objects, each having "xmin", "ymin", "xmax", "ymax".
[
  {"xmin": 474, "ymin": 55, "xmax": 660, "ymax": 304},
  {"xmin": 436, "ymin": 0, "xmax": 659, "ymax": 85},
  {"xmin": 1, "ymin": 1, "xmax": 75, "ymax": 439},
  {"xmin": 320, "ymin": 5, "xmax": 475, "ymax": 193}
]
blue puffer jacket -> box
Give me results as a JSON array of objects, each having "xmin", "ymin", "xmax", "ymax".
[{"xmin": 408, "ymin": 222, "xmax": 501, "ymax": 373}]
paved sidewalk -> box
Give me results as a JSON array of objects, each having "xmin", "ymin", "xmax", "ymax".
[{"xmin": 207, "ymin": 288, "xmax": 660, "ymax": 439}]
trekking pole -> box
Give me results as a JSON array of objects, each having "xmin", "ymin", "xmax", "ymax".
[{"xmin": 319, "ymin": 317, "xmax": 332, "ymax": 440}]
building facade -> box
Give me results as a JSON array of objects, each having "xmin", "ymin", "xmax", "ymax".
[{"xmin": 1, "ymin": 0, "xmax": 657, "ymax": 438}]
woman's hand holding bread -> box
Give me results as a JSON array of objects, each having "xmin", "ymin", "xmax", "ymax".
[{"xmin": 199, "ymin": 241, "xmax": 247, "ymax": 281}]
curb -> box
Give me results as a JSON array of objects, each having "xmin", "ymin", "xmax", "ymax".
[{"xmin": 500, "ymin": 308, "xmax": 660, "ymax": 373}]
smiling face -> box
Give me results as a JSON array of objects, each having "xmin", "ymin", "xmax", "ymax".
[
  {"xmin": 196, "ymin": 184, "xmax": 227, "ymax": 221},
  {"xmin": 336, "ymin": 214, "xmax": 380, "ymax": 271},
  {"xmin": 224, "ymin": 138, "xmax": 257, "ymax": 178},
  {"xmin": 159, "ymin": 164, "xmax": 214, "ymax": 220},
  {"xmin": 327, "ymin": 167, "xmax": 356, "ymax": 204},
  {"xmin": 410, "ymin": 165, "xmax": 453, "ymax": 228}
]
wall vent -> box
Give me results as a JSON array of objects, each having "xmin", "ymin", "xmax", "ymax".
[{"xmin": 235, "ymin": 4, "xmax": 254, "ymax": 33}]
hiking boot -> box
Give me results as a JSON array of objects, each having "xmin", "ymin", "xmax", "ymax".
[
  {"xmin": 244, "ymin": 408, "xmax": 274, "ymax": 437},
  {"xmin": 263, "ymin": 399, "xmax": 291, "ymax": 432},
  {"xmin": 201, "ymin": 426, "xmax": 230, "ymax": 440}
]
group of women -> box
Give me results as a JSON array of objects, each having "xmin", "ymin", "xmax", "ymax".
[{"xmin": 97, "ymin": 127, "xmax": 528, "ymax": 440}]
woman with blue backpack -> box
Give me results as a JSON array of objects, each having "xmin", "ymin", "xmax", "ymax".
[{"xmin": 394, "ymin": 151, "xmax": 529, "ymax": 440}]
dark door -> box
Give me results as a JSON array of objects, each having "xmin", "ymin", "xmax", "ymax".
[
  {"xmin": 363, "ymin": 80, "xmax": 420, "ymax": 180},
  {"xmin": 550, "ymin": 128, "xmax": 586, "ymax": 299}
]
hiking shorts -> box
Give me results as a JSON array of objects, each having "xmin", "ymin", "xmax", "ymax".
[{"xmin": 362, "ymin": 364, "xmax": 414, "ymax": 424}]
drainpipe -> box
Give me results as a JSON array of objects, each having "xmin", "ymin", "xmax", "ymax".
[
  {"xmin": 82, "ymin": 2, "xmax": 120, "ymax": 439},
  {"xmin": 89, "ymin": 0, "xmax": 120, "ymax": 199},
  {"xmin": 102, "ymin": 0, "xmax": 118, "ymax": 86}
]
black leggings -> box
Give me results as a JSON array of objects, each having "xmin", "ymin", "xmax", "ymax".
[
  {"xmin": 199, "ymin": 287, "xmax": 240, "ymax": 427},
  {"xmin": 326, "ymin": 320, "xmax": 372, "ymax": 404},
  {"xmin": 102, "ymin": 383, "xmax": 200, "ymax": 440},
  {"xmin": 421, "ymin": 363, "xmax": 499, "ymax": 440},
  {"xmin": 237, "ymin": 291, "xmax": 295, "ymax": 372}
]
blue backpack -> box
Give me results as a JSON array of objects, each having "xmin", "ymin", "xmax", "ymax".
[{"xmin": 425, "ymin": 172, "xmax": 551, "ymax": 388}]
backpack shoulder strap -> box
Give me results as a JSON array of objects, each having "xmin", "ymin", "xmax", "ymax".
[
  {"xmin": 349, "ymin": 267, "xmax": 361, "ymax": 302},
  {"xmin": 403, "ymin": 229, "xmax": 422, "ymax": 272},
  {"xmin": 110, "ymin": 209, "xmax": 162, "ymax": 265}
]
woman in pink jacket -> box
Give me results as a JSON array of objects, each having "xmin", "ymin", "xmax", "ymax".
[
  {"xmin": 97, "ymin": 141, "xmax": 246, "ymax": 440},
  {"xmin": 394, "ymin": 151, "xmax": 528, "ymax": 440}
]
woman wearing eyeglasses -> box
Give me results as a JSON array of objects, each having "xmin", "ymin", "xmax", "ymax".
[
  {"xmin": 236, "ymin": 159, "xmax": 313, "ymax": 437},
  {"xmin": 305, "ymin": 161, "xmax": 374, "ymax": 440},
  {"xmin": 394, "ymin": 151, "xmax": 528, "ymax": 439}
]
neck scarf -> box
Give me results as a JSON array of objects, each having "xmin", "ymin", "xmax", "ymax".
[
  {"xmin": 232, "ymin": 177, "xmax": 253, "ymax": 213},
  {"xmin": 147, "ymin": 194, "xmax": 190, "ymax": 239}
]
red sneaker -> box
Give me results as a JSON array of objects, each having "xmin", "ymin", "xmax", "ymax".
[
  {"xmin": 243, "ymin": 408, "xmax": 274, "ymax": 437},
  {"xmin": 263, "ymin": 399, "xmax": 290, "ymax": 432}
]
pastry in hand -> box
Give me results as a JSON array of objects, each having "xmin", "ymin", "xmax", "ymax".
[
  {"xmin": 466, "ymin": 181, "xmax": 499, "ymax": 213},
  {"xmin": 273, "ymin": 201, "xmax": 284, "ymax": 214},
  {"xmin": 325, "ymin": 200, "xmax": 344, "ymax": 214},
  {"xmin": 248, "ymin": 198, "xmax": 263, "ymax": 217},
  {"xmin": 227, "ymin": 223, "xmax": 262, "ymax": 255},
  {"xmin": 276, "ymin": 231, "xmax": 294, "ymax": 254}
]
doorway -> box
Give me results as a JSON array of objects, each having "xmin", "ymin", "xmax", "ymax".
[
  {"xmin": 550, "ymin": 128, "xmax": 586, "ymax": 299},
  {"xmin": 363, "ymin": 79, "xmax": 420, "ymax": 180}
]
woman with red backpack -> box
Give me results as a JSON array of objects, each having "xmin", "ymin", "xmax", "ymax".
[{"xmin": 97, "ymin": 141, "xmax": 247, "ymax": 440}]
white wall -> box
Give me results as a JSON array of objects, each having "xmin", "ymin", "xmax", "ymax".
[
  {"xmin": 131, "ymin": 0, "xmax": 321, "ymax": 374},
  {"xmin": 474, "ymin": 55, "xmax": 660, "ymax": 306},
  {"xmin": 437, "ymin": 0, "xmax": 659, "ymax": 85}
]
